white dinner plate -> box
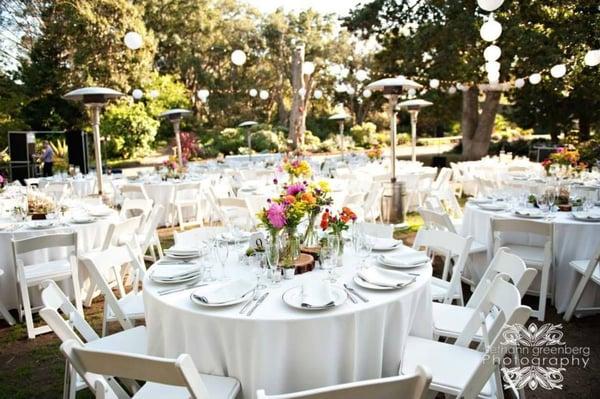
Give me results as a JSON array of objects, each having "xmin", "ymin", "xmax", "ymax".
[
  {"xmin": 370, "ymin": 238, "xmax": 403, "ymax": 251},
  {"xmin": 70, "ymin": 217, "xmax": 96, "ymax": 224},
  {"xmin": 26, "ymin": 221, "xmax": 56, "ymax": 230},
  {"xmin": 353, "ymin": 275, "xmax": 397, "ymax": 290},
  {"xmin": 469, "ymin": 197, "xmax": 492, "ymax": 205},
  {"xmin": 571, "ymin": 212, "xmax": 600, "ymax": 223},
  {"xmin": 151, "ymin": 272, "xmax": 201, "ymax": 284},
  {"xmin": 190, "ymin": 286, "xmax": 253, "ymax": 307},
  {"xmin": 478, "ymin": 203, "xmax": 506, "ymax": 211},
  {"xmin": 376, "ymin": 254, "xmax": 429, "ymax": 269},
  {"xmin": 282, "ymin": 286, "xmax": 347, "ymax": 311}
]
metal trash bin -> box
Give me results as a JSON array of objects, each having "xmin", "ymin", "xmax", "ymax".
[{"xmin": 381, "ymin": 181, "xmax": 407, "ymax": 224}]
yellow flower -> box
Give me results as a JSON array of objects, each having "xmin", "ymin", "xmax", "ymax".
[{"xmin": 317, "ymin": 180, "xmax": 330, "ymax": 193}]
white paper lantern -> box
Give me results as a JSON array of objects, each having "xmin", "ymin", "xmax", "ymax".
[
  {"xmin": 124, "ymin": 31, "xmax": 143, "ymax": 50},
  {"xmin": 407, "ymin": 88, "xmax": 416, "ymax": 97},
  {"xmin": 355, "ymin": 69, "xmax": 369, "ymax": 82},
  {"xmin": 456, "ymin": 83, "xmax": 464, "ymax": 91},
  {"xmin": 346, "ymin": 86, "xmax": 356, "ymax": 96},
  {"xmin": 313, "ymin": 89, "xmax": 323, "ymax": 99},
  {"xmin": 149, "ymin": 89, "xmax": 159, "ymax": 99},
  {"xmin": 303, "ymin": 61, "xmax": 315, "ymax": 75},
  {"xmin": 477, "ymin": 0, "xmax": 504, "ymax": 12},
  {"xmin": 340, "ymin": 67, "xmax": 350, "ymax": 79},
  {"xmin": 528, "ymin": 73, "xmax": 542, "ymax": 85},
  {"xmin": 550, "ymin": 64, "xmax": 566, "ymax": 78},
  {"xmin": 480, "ymin": 16, "xmax": 502, "ymax": 42},
  {"xmin": 259, "ymin": 90, "xmax": 269, "ymax": 100},
  {"xmin": 485, "ymin": 61, "xmax": 501, "ymax": 73},
  {"xmin": 197, "ymin": 89, "xmax": 209, "ymax": 100},
  {"xmin": 515, "ymin": 78, "xmax": 525, "ymax": 89},
  {"xmin": 334, "ymin": 83, "xmax": 347, "ymax": 93},
  {"xmin": 362, "ymin": 89, "xmax": 372, "ymax": 98},
  {"xmin": 448, "ymin": 87, "xmax": 457, "ymax": 95},
  {"xmin": 132, "ymin": 89, "xmax": 143, "ymax": 100},
  {"xmin": 249, "ymin": 88, "xmax": 257, "ymax": 97},
  {"xmin": 298, "ymin": 88, "xmax": 306, "ymax": 98},
  {"xmin": 231, "ymin": 50, "xmax": 247, "ymax": 66},
  {"xmin": 429, "ymin": 79, "xmax": 440, "ymax": 89},
  {"xmin": 584, "ymin": 49, "xmax": 600, "ymax": 67},
  {"xmin": 487, "ymin": 70, "xmax": 500, "ymax": 81},
  {"xmin": 484, "ymin": 45, "xmax": 501, "ymax": 61}
]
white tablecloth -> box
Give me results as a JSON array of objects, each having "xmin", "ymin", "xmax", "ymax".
[
  {"xmin": 461, "ymin": 203, "xmax": 600, "ymax": 313},
  {"xmin": 144, "ymin": 248, "xmax": 433, "ymax": 398},
  {"xmin": 0, "ymin": 214, "xmax": 117, "ymax": 309},
  {"xmin": 39, "ymin": 177, "xmax": 96, "ymax": 197}
]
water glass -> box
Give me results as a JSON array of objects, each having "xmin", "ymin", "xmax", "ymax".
[
  {"xmin": 265, "ymin": 241, "xmax": 281, "ymax": 285},
  {"xmin": 212, "ymin": 239, "xmax": 230, "ymax": 280},
  {"xmin": 320, "ymin": 235, "xmax": 340, "ymax": 283}
]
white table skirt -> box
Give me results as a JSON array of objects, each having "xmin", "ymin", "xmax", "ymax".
[
  {"xmin": 143, "ymin": 250, "xmax": 433, "ymax": 398},
  {"xmin": 461, "ymin": 203, "xmax": 600, "ymax": 313},
  {"xmin": 0, "ymin": 215, "xmax": 116, "ymax": 309},
  {"xmin": 39, "ymin": 177, "xmax": 96, "ymax": 198}
]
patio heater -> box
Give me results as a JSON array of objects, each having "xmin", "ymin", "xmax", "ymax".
[
  {"xmin": 63, "ymin": 87, "xmax": 124, "ymax": 195},
  {"xmin": 160, "ymin": 109, "xmax": 192, "ymax": 168},
  {"xmin": 398, "ymin": 99, "xmax": 433, "ymax": 162},
  {"xmin": 238, "ymin": 121, "xmax": 258, "ymax": 161},
  {"xmin": 328, "ymin": 112, "xmax": 349, "ymax": 160},
  {"xmin": 365, "ymin": 76, "xmax": 422, "ymax": 225}
]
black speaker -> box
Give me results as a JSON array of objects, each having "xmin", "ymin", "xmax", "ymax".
[
  {"xmin": 8, "ymin": 132, "xmax": 28, "ymax": 161},
  {"xmin": 66, "ymin": 129, "xmax": 89, "ymax": 174}
]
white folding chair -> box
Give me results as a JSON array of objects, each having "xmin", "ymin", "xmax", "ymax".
[
  {"xmin": 61, "ymin": 339, "xmax": 241, "ymax": 399},
  {"xmin": 39, "ymin": 280, "xmax": 147, "ymax": 399},
  {"xmin": 0, "ymin": 270, "xmax": 16, "ymax": 325},
  {"xmin": 44, "ymin": 182, "xmax": 71, "ymax": 202},
  {"xmin": 491, "ymin": 217, "xmax": 553, "ymax": 321},
  {"xmin": 563, "ymin": 244, "xmax": 600, "ymax": 321},
  {"xmin": 12, "ymin": 232, "xmax": 82, "ymax": 339},
  {"xmin": 412, "ymin": 229, "xmax": 472, "ymax": 305},
  {"xmin": 432, "ymin": 247, "xmax": 537, "ymax": 341},
  {"xmin": 80, "ymin": 246, "xmax": 145, "ymax": 336},
  {"xmin": 216, "ymin": 197, "xmax": 253, "ymax": 228},
  {"xmin": 138, "ymin": 205, "xmax": 165, "ymax": 262},
  {"xmin": 401, "ymin": 278, "xmax": 532, "ymax": 399},
  {"xmin": 356, "ymin": 222, "xmax": 393, "ymax": 239},
  {"xmin": 257, "ymin": 366, "xmax": 431, "ymax": 399},
  {"xmin": 362, "ymin": 181, "xmax": 384, "ymax": 222},
  {"xmin": 169, "ymin": 182, "xmax": 203, "ymax": 231},
  {"xmin": 119, "ymin": 198, "xmax": 153, "ymax": 225},
  {"xmin": 119, "ymin": 183, "xmax": 150, "ymax": 201}
]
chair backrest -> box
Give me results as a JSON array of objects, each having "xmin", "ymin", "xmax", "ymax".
[
  {"xmin": 174, "ymin": 226, "xmax": 228, "ymax": 245},
  {"xmin": 79, "ymin": 246, "xmax": 142, "ymax": 330},
  {"xmin": 44, "ymin": 182, "xmax": 70, "ymax": 201},
  {"xmin": 431, "ymin": 167, "xmax": 452, "ymax": 191},
  {"xmin": 119, "ymin": 198, "xmax": 153, "ymax": 222},
  {"xmin": 173, "ymin": 182, "xmax": 202, "ymax": 201},
  {"xmin": 39, "ymin": 280, "xmax": 99, "ymax": 344},
  {"xmin": 417, "ymin": 207, "xmax": 457, "ymax": 234},
  {"xmin": 342, "ymin": 192, "xmax": 366, "ymax": 208},
  {"xmin": 12, "ymin": 232, "xmax": 77, "ymax": 256},
  {"xmin": 467, "ymin": 247, "xmax": 537, "ymax": 309},
  {"xmin": 61, "ymin": 340, "xmax": 210, "ymax": 399},
  {"xmin": 357, "ymin": 222, "xmax": 393, "ymax": 239},
  {"xmin": 256, "ymin": 365, "xmax": 431, "ymax": 399},
  {"xmin": 119, "ymin": 184, "xmax": 149, "ymax": 201},
  {"xmin": 490, "ymin": 217, "xmax": 553, "ymax": 255},
  {"xmin": 138, "ymin": 205, "xmax": 164, "ymax": 251},
  {"xmin": 102, "ymin": 216, "xmax": 143, "ymax": 250},
  {"xmin": 413, "ymin": 229, "xmax": 472, "ymax": 303}
]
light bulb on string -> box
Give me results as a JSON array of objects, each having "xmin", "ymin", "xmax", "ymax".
[
  {"xmin": 477, "ymin": 0, "xmax": 504, "ymax": 12},
  {"xmin": 313, "ymin": 89, "xmax": 323, "ymax": 99},
  {"xmin": 124, "ymin": 31, "xmax": 143, "ymax": 50},
  {"xmin": 550, "ymin": 64, "xmax": 566, "ymax": 78},
  {"xmin": 302, "ymin": 61, "xmax": 315, "ymax": 75},
  {"xmin": 485, "ymin": 61, "xmax": 500, "ymax": 73},
  {"xmin": 429, "ymin": 79, "xmax": 440, "ymax": 89},
  {"xmin": 355, "ymin": 69, "xmax": 369, "ymax": 82},
  {"xmin": 529, "ymin": 73, "xmax": 542, "ymax": 85},
  {"xmin": 484, "ymin": 45, "xmax": 501, "ymax": 61},
  {"xmin": 249, "ymin": 89, "xmax": 257, "ymax": 97},
  {"xmin": 362, "ymin": 89, "xmax": 372, "ymax": 98},
  {"xmin": 584, "ymin": 49, "xmax": 600, "ymax": 67},
  {"xmin": 259, "ymin": 90, "xmax": 269, "ymax": 100},
  {"xmin": 515, "ymin": 78, "xmax": 525, "ymax": 89},
  {"xmin": 132, "ymin": 89, "xmax": 143, "ymax": 100},
  {"xmin": 448, "ymin": 87, "xmax": 457, "ymax": 95},
  {"xmin": 231, "ymin": 50, "xmax": 247, "ymax": 66},
  {"xmin": 480, "ymin": 15, "xmax": 502, "ymax": 42}
]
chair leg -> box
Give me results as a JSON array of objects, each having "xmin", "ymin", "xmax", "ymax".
[
  {"xmin": 70, "ymin": 265, "xmax": 83, "ymax": 314},
  {"xmin": 154, "ymin": 233, "xmax": 163, "ymax": 258},
  {"xmin": 177, "ymin": 205, "xmax": 184, "ymax": 231},
  {"xmin": 0, "ymin": 300, "xmax": 15, "ymax": 326},
  {"xmin": 18, "ymin": 281, "xmax": 36, "ymax": 339},
  {"xmin": 538, "ymin": 264, "xmax": 550, "ymax": 321},
  {"xmin": 564, "ymin": 274, "xmax": 588, "ymax": 322},
  {"xmin": 101, "ymin": 302, "xmax": 108, "ymax": 337}
]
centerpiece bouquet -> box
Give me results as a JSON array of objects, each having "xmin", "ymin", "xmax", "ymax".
[
  {"xmin": 27, "ymin": 191, "xmax": 56, "ymax": 217},
  {"xmin": 542, "ymin": 147, "xmax": 587, "ymax": 177},
  {"xmin": 320, "ymin": 207, "xmax": 357, "ymax": 261},
  {"xmin": 366, "ymin": 146, "xmax": 383, "ymax": 162},
  {"xmin": 162, "ymin": 155, "xmax": 187, "ymax": 179},
  {"xmin": 301, "ymin": 181, "xmax": 333, "ymax": 248},
  {"xmin": 281, "ymin": 157, "xmax": 312, "ymax": 183}
]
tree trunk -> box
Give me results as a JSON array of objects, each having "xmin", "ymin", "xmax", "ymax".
[
  {"xmin": 470, "ymin": 90, "xmax": 501, "ymax": 159},
  {"xmin": 578, "ymin": 113, "xmax": 590, "ymax": 142},
  {"xmin": 461, "ymin": 87, "xmax": 479, "ymax": 159},
  {"xmin": 289, "ymin": 45, "xmax": 305, "ymax": 151}
]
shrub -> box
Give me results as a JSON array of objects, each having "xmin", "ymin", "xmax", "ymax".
[
  {"xmin": 578, "ymin": 137, "xmax": 600, "ymax": 166},
  {"xmin": 350, "ymin": 122, "xmax": 377, "ymax": 147},
  {"xmin": 170, "ymin": 131, "xmax": 201, "ymax": 160},
  {"xmin": 251, "ymin": 129, "xmax": 287, "ymax": 152},
  {"xmin": 301, "ymin": 130, "xmax": 322, "ymax": 152}
]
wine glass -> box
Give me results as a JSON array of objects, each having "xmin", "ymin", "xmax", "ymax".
[
  {"xmin": 321, "ymin": 235, "xmax": 339, "ymax": 283},
  {"xmin": 265, "ymin": 240, "xmax": 281, "ymax": 285},
  {"xmin": 212, "ymin": 239, "xmax": 230, "ymax": 280},
  {"xmin": 251, "ymin": 252, "xmax": 267, "ymax": 289},
  {"xmin": 357, "ymin": 234, "xmax": 373, "ymax": 271},
  {"xmin": 537, "ymin": 194, "xmax": 549, "ymax": 213},
  {"xmin": 546, "ymin": 187, "xmax": 557, "ymax": 213}
]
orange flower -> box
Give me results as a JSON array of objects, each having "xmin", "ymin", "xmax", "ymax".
[
  {"xmin": 320, "ymin": 210, "xmax": 330, "ymax": 230},
  {"xmin": 284, "ymin": 195, "xmax": 296, "ymax": 204},
  {"xmin": 301, "ymin": 192, "xmax": 316, "ymax": 204}
]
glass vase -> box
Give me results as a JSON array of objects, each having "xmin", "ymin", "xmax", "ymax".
[
  {"xmin": 280, "ymin": 227, "xmax": 300, "ymax": 269},
  {"xmin": 302, "ymin": 213, "xmax": 320, "ymax": 249}
]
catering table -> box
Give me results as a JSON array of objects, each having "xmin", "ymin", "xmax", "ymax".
[
  {"xmin": 143, "ymin": 248, "xmax": 433, "ymax": 398},
  {"xmin": 0, "ymin": 212, "xmax": 118, "ymax": 309},
  {"xmin": 461, "ymin": 203, "xmax": 600, "ymax": 313}
]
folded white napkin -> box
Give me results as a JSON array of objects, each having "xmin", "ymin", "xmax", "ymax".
[
  {"xmin": 301, "ymin": 279, "xmax": 334, "ymax": 308},
  {"xmin": 370, "ymin": 237, "xmax": 401, "ymax": 250},
  {"xmin": 358, "ymin": 267, "xmax": 414, "ymax": 288},
  {"xmin": 152, "ymin": 264, "xmax": 200, "ymax": 280},
  {"xmin": 573, "ymin": 211, "xmax": 600, "ymax": 220},
  {"xmin": 165, "ymin": 245, "xmax": 199, "ymax": 255},
  {"xmin": 515, "ymin": 208, "xmax": 543, "ymax": 217},
  {"xmin": 380, "ymin": 251, "xmax": 429, "ymax": 266},
  {"xmin": 194, "ymin": 279, "xmax": 255, "ymax": 304}
]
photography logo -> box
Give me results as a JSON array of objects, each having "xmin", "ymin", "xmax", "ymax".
[{"xmin": 495, "ymin": 323, "xmax": 590, "ymax": 391}]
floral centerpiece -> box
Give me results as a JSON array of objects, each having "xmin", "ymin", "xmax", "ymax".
[
  {"xmin": 366, "ymin": 146, "xmax": 383, "ymax": 162},
  {"xmin": 162, "ymin": 155, "xmax": 187, "ymax": 179},
  {"xmin": 320, "ymin": 207, "xmax": 357, "ymax": 260},
  {"xmin": 281, "ymin": 157, "xmax": 312, "ymax": 182},
  {"xmin": 542, "ymin": 147, "xmax": 587, "ymax": 177},
  {"xmin": 27, "ymin": 192, "xmax": 56, "ymax": 218},
  {"xmin": 301, "ymin": 181, "xmax": 333, "ymax": 249}
]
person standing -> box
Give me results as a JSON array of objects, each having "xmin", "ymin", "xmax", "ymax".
[{"xmin": 41, "ymin": 140, "xmax": 54, "ymax": 177}]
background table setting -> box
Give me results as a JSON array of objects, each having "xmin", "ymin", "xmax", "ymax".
[{"xmin": 143, "ymin": 229, "xmax": 433, "ymax": 398}]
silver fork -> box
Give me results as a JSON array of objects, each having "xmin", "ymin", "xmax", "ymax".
[{"xmin": 239, "ymin": 289, "xmax": 259, "ymax": 314}]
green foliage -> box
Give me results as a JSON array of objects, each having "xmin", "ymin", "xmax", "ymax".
[
  {"xmin": 578, "ymin": 138, "xmax": 600, "ymax": 167},
  {"xmin": 301, "ymin": 130, "xmax": 322, "ymax": 153},
  {"xmin": 251, "ymin": 129, "xmax": 287, "ymax": 153},
  {"xmin": 350, "ymin": 122, "xmax": 377, "ymax": 147},
  {"xmin": 493, "ymin": 114, "xmax": 533, "ymax": 141},
  {"xmin": 101, "ymin": 100, "xmax": 159, "ymax": 158}
]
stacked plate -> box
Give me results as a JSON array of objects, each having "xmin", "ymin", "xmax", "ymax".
[
  {"xmin": 87, "ymin": 207, "xmax": 112, "ymax": 217},
  {"xmin": 217, "ymin": 231, "xmax": 251, "ymax": 244},
  {"xmin": 70, "ymin": 215, "xmax": 96, "ymax": 224},
  {"xmin": 190, "ymin": 279, "xmax": 255, "ymax": 307},
  {"xmin": 571, "ymin": 211, "xmax": 600, "ymax": 223},
  {"xmin": 164, "ymin": 246, "xmax": 201, "ymax": 260},
  {"xmin": 282, "ymin": 284, "xmax": 346, "ymax": 311},
  {"xmin": 150, "ymin": 264, "xmax": 201, "ymax": 284},
  {"xmin": 377, "ymin": 251, "xmax": 430, "ymax": 269},
  {"xmin": 370, "ymin": 237, "xmax": 402, "ymax": 251},
  {"xmin": 355, "ymin": 267, "xmax": 416, "ymax": 290},
  {"xmin": 469, "ymin": 197, "xmax": 493, "ymax": 205},
  {"xmin": 26, "ymin": 221, "xmax": 56, "ymax": 230}
]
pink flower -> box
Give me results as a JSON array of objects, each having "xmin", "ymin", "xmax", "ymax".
[
  {"xmin": 266, "ymin": 202, "xmax": 286, "ymax": 229},
  {"xmin": 286, "ymin": 182, "xmax": 306, "ymax": 196}
]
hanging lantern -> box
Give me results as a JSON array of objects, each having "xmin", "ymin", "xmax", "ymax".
[
  {"xmin": 259, "ymin": 90, "xmax": 269, "ymax": 100},
  {"xmin": 407, "ymin": 88, "xmax": 416, "ymax": 97},
  {"xmin": 448, "ymin": 87, "xmax": 457, "ymax": 94},
  {"xmin": 484, "ymin": 45, "xmax": 501, "ymax": 61},
  {"xmin": 477, "ymin": 0, "xmax": 504, "ymax": 12},
  {"xmin": 231, "ymin": 50, "xmax": 247, "ymax": 66},
  {"xmin": 124, "ymin": 31, "xmax": 143, "ymax": 50},
  {"xmin": 584, "ymin": 49, "xmax": 600, "ymax": 67},
  {"xmin": 355, "ymin": 69, "xmax": 369, "ymax": 82},
  {"xmin": 362, "ymin": 89, "xmax": 372, "ymax": 98},
  {"xmin": 429, "ymin": 79, "xmax": 440, "ymax": 89},
  {"xmin": 197, "ymin": 89, "xmax": 209, "ymax": 101},
  {"xmin": 149, "ymin": 89, "xmax": 159, "ymax": 99},
  {"xmin": 480, "ymin": 15, "xmax": 502, "ymax": 42},
  {"xmin": 313, "ymin": 89, "xmax": 323, "ymax": 99},
  {"xmin": 528, "ymin": 73, "xmax": 542, "ymax": 85},
  {"xmin": 550, "ymin": 64, "xmax": 566, "ymax": 78},
  {"xmin": 485, "ymin": 61, "xmax": 501, "ymax": 73},
  {"xmin": 515, "ymin": 78, "xmax": 525, "ymax": 89},
  {"xmin": 303, "ymin": 61, "xmax": 315, "ymax": 75},
  {"xmin": 249, "ymin": 89, "xmax": 257, "ymax": 97},
  {"xmin": 487, "ymin": 70, "xmax": 500, "ymax": 82},
  {"xmin": 132, "ymin": 89, "xmax": 143, "ymax": 100}
]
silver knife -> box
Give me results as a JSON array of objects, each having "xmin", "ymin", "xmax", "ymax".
[
  {"xmin": 343, "ymin": 283, "xmax": 369, "ymax": 303},
  {"xmin": 239, "ymin": 289, "xmax": 258, "ymax": 314},
  {"xmin": 247, "ymin": 292, "xmax": 269, "ymax": 316},
  {"xmin": 343, "ymin": 287, "xmax": 358, "ymax": 303}
]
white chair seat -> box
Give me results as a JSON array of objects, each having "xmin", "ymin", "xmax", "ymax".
[
  {"xmin": 469, "ymin": 240, "xmax": 487, "ymax": 254},
  {"xmin": 571, "ymin": 260, "xmax": 600, "ymax": 284},
  {"xmin": 430, "ymin": 278, "xmax": 460, "ymax": 301},
  {"xmin": 85, "ymin": 325, "xmax": 148, "ymax": 354},
  {"xmin": 401, "ymin": 336, "xmax": 493, "ymax": 398},
  {"xmin": 432, "ymin": 302, "xmax": 489, "ymax": 340},
  {"xmin": 106, "ymin": 292, "xmax": 145, "ymax": 320},
  {"xmin": 502, "ymin": 244, "xmax": 544, "ymax": 267},
  {"xmin": 134, "ymin": 374, "xmax": 240, "ymax": 399},
  {"xmin": 23, "ymin": 260, "xmax": 72, "ymax": 284}
]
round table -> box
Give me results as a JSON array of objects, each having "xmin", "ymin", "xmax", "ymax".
[
  {"xmin": 143, "ymin": 247, "xmax": 433, "ymax": 398},
  {"xmin": 0, "ymin": 211, "xmax": 118, "ymax": 309},
  {"xmin": 39, "ymin": 176, "xmax": 96, "ymax": 197},
  {"xmin": 461, "ymin": 203, "xmax": 600, "ymax": 313}
]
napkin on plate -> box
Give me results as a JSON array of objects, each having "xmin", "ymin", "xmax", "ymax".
[
  {"xmin": 515, "ymin": 208, "xmax": 543, "ymax": 217},
  {"xmin": 301, "ymin": 279, "xmax": 335, "ymax": 308},
  {"xmin": 152, "ymin": 264, "xmax": 200, "ymax": 280},
  {"xmin": 358, "ymin": 267, "xmax": 414, "ymax": 288},
  {"xmin": 194, "ymin": 279, "xmax": 255, "ymax": 304},
  {"xmin": 380, "ymin": 251, "xmax": 429, "ymax": 266},
  {"xmin": 370, "ymin": 237, "xmax": 401, "ymax": 250},
  {"xmin": 165, "ymin": 245, "xmax": 199, "ymax": 255}
]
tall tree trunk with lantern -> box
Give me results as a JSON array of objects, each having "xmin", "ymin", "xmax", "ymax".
[
  {"xmin": 289, "ymin": 45, "xmax": 314, "ymax": 151},
  {"xmin": 461, "ymin": 86, "xmax": 502, "ymax": 160}
]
